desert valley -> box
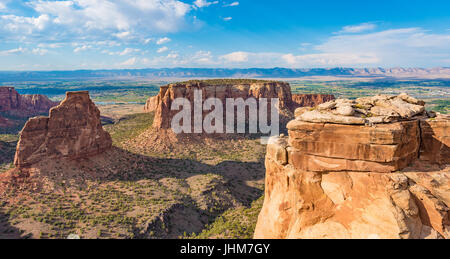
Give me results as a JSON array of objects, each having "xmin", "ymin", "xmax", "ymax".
[
  {"xmin": 0, "ymin": 75, "xmax": 448, "ymax": 239},
  {"xmin": 0, "ymin": 0, "xmax": 449, "ymax": 243}
]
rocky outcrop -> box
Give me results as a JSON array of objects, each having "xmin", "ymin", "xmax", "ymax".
[
  {"xmin": 420, "ymin": 115, "xmax": 450, "ymax": 165},
  {"xmin": 0, "ymin": 87, "xmax": 59, "ymax": 118},
  {"xmin": 291, "ymin": 94, "xmax": 335, "ymax": 109},
  {"xmin": 14, "ymin": 91, "xmax": 112, "ymax": 168},
  {"xmin": 255, "ymin": 94, "xmax": 449, "ymax": 239},
  {"xmin": 144, "ymin": 96, "xmax": 158, "ymax": 113},
  {"xmin": 296, "ymin": 94, "xmax": 429, "ymax": 125},
  {"xmin": 152, "ymin": 80, "xmax": 294, "ymax": 130}
]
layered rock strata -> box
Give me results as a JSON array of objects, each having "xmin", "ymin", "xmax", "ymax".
[
  {"xmin": 0, "ymin": 86, "xmax": 58, "ymax": 117},
  {"xmin": 291, "ymin": 94, "xmax": 335, "ymax": 109},
  {"xmin": 152, "ymin": 81, "xmax": 294, "ymax": 130},
  {"xmin": 255, "ymin": 94, "xmax": 449, "ymax": 239},
  {"xmin": 14, "ymin": 91, "xmax": 112, "ymax": 168}
]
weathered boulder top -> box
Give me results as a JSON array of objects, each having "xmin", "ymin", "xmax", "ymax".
[
  {"xmin": 14, "ymin": 91, "xmax": 112, "ymax": 168},
  {"xmin": 295, "ymin": 93, "xmax": 431, "ymax": 125}
]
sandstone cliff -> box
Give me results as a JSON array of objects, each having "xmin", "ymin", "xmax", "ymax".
[
  {"xmin": 152, "ymin": 80, "xmax": 294, "ymax": 130},
  {"xmin": 14, "ymin": 91, "xmax": 112, "ymax": 168},
  {"xmin": 0, "ymin": 87, "xmax": 59, "ymax": 117},
  {"xmin": 144, "ymin": 96, "xmax": 158, "ymax": 113},
  {"xmin": 255, "ymin": 94, "xmax": 449, "ymax": 239},
  {"xmin": 291, "ymin": 94, "xmax": 335, "ymax": 109}
]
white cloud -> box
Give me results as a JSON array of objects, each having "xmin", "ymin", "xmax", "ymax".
[
  {"xmin": 113, "ymin": 31, "xmax": 131, "ymax": 39},
  {"xmin": 73, "ymin": 45, "xmax": 92, "ymax": 53},
  {"xmin": 120, "ymin": 48, "xmax": 140, "ymax": 56},
  {"xmin": 120, "ymin": 57, "xmax": 137, "ymax": 66},
  {"xmin": 340, "ymin": 22, "xmax": 376, "ymax": 34},
  {"xmin": 38, "ymin": 43, "xmax": 63, "ymax": 49},
  {"xmin": 167, "ymin": 52, "xmax": 179, "ymax": 59},
  {"xmin": 224, "ymin": 2, "xmax": 239, "ymax": 7},
  {"xmin": 32, "ymin": 48, "xmax": 49, "ymax": 55},
  {"xmin": 194, "ymin": 0, "xmax": 219, "ymax": 8},
  {"xmin": 0, "ymin": 0, "xmax": 192, "ymax": 42},
  {"xmin": 104, "ymin": 47, "xmax": 141, "ymax": 56},
  {"xmin": 156, "ymin": 37, "xmax": 171, "ymax": 45},
  {"xmin": 223, "ymin": 17, "xmax": 232, "ymax": 21},
  {"xmin": 220, "ymin": 51, "xmax": 248, "ymax": 62},
  {"xmin": 0, "ymin": 47, "xmax": 26, "ymax": 56},
  {"xmin": 157, "ymin": 46, "xmax": 169, "ymax": 53},
  {"xmin": 315, "ymin": 27, "xmax": 450, "ymax": 66}
]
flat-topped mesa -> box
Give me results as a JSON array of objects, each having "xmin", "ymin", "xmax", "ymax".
[
  {"xmin": 14, "ymin": 91, "xmax": 112, "ymax": 168},
  {"xmin": 255, "ymin": 94, "xmax": 450, "ymax": 239},
  {"xmin": 0, "ymin": 86, "xmax": 59, "ymax": 117},
  {"xmin": 152, "ymin": 79, "xmax": 294, "ymax": 130}
]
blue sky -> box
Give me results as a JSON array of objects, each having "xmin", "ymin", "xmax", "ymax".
[{"xmin": 0, "ymin": 0, "xmax": 449, "ymax": 70}]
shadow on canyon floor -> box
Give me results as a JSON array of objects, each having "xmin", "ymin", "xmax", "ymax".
[
  {"xmin": 0, "ymin": 146, "xmax": 266, "ymax": 239},
  {"xmin": 0, "ymin": 209, "xmax": 26, "ymax": 239}
]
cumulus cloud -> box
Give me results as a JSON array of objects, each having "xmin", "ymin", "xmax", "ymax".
[
  {"xmin": 157, "ymin": 46, "xmax": 169, "ymax": 53},
  {"xmin": 194, "ymin": 0, "xmax": 219, "ymax": 8},
  {"xmin": 32, "ymin": 48, "xmax": 49, "ymax": 55},
  {"xmin": 0, "ymin": 47, "xmax": 26, "ymax": 56},
  {"xmin": 120, "ymin": 57, "xmax": 137, "ymax": 66},
  {"xmin": 73, "ymin": 44, "xmax": 92, "ymax": 53},
  {"xmin": 339, "ymin": 22, "xmax": 376, "ymax": 33},
  {"xmin": 220, "ymin": 51, "xmax": 248, "ymax": 62},
  {"xmin": 224, "ymin": 2, "xmax": 239, "ymax": 7},
  {"xmin": 156, "ymin": 37, "xmax": 171, "ymax": 45},
  {"xmin": 0, "ymin": 0, "xmax": 192, "ymax": 42},
  {"xmin": 223, "ymin": 17, "xmax": 232, "ymax": 21}
]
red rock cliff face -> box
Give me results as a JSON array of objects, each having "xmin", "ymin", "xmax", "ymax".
[
  {"xmin": 144, "ymin": 96, "xmax": 158, "ymax": 113},
  {"xmin": 291, "ymin": 94, "xmax": 335, "ymax": 109},
  {"xmin": 14, "ymin": 91, "xmax": 112, "ymax": 168},
  {"xmin": 0, "ymin": 87, "xmax": 59, "ymax": 117},
  {"xmin": 255, "ymin": 95, "xmax": 449, "ymax": 239},
  {"xmin": 152, "ymin": 81, "xmax": 294, "ymax": 130}
]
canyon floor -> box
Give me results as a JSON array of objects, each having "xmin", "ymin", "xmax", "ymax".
[{"xmin": 0, "ymin": 111, "xmax": 266, "ymax": 239}]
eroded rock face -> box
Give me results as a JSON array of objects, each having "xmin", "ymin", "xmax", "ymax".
[
  {"xmin": 0, "ymin": 87, "xmax": 58, "ymax": 117},
  {"xmin": 14, "ymin": 91, "xmax": 112, "ymax": 168},
  {"xmin": 255, "ymin": 151, "xmax": 449, "ymax": 239},
  {"xmin": 286, "ymin": 120, "xmax": 420, "ymax": 173},
  {"xmin": 255, "ymin": 94, "xmax": 449, "ymax": 239},
  {"xmin": 291, "ymin": 94, "xmax": 335, "ymax": 109},
  {"xmin": 420, "ymin": 115, "xmax": 450, "ymax": 165},
  {"xmin": 297, "ymin": 94, "xmax": 428, "ymax": 125},
  {"xmin": 152, "ymin": 81, "xmax": 294, "ymax": 130},
  {"xmin": 144, "ymin": 96, "xmax": 158, "ymax": 113}
]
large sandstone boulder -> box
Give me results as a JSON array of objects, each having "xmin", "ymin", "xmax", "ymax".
[
  {"xmin": 14, "ymin": 91, "xmax": 112, "ymax": 168},
  {"xmin": 255, "ymin": 94, "xmax": 449, "ymax": 239},
  {"xmin": 286, "ymin": 120, "xmax": 420, "ymax": 173},
  {"xmin": 296, "ymin": 94, "xmax": 428, "ymax": 125},
  {"xmin": 0, "ymin": 86, "xmax": 58, "ymax": 118}
]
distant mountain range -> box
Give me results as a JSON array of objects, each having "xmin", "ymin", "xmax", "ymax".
[{"xmin": 0, "ymin": 67, "xmax": 449, "ymax": 82}]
